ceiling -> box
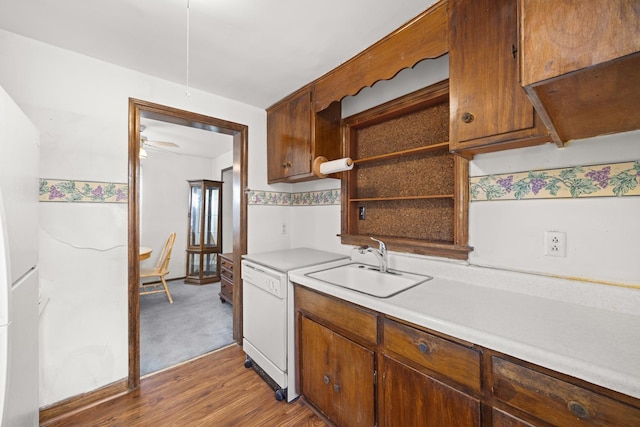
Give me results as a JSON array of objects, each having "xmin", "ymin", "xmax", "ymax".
[
  {"xmin": 0, "ymin": 0, "xmax": 437, "ymax": 109},
  {"xmin": 0, "ymin": 0, "xmax": 438, "ymax": 159}
]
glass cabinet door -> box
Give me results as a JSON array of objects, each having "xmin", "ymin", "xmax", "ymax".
[
  {"xmin": 186, "ymin": 252, "xmax": 218, "ymax": 281},
  {"xmin": 186, "ymin": 180, "xmax": 222, "ymax": 285},
  {"xmin": 189, "ymin": 184, "xmax": 203, "ymax": 247},
  {"xmin": 204, "ymin": 185, "xmax": 219, "ymax": 248}
]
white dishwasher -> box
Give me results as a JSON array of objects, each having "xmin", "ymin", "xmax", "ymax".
[{"xmin": 242, "ymin": 248, "xmax": 348, "ymax": 402}]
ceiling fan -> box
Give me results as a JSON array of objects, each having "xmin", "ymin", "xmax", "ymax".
[{"xmin": 139, "ymin": 125, "xmax": 180, "ymax": 157}]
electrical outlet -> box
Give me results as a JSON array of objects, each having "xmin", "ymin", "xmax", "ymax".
[
  {"xmin": 544, "ymin": 231, "xmax": 566, "ymax": 257},
  {"xmin": 281, "ymin": 224, "xmax": 287, "ymax": 235},
  {"xmin": 358, "ymin": 206, "xmax": 366, "ymax": 220}
]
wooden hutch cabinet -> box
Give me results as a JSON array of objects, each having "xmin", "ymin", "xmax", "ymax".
[{"xmin": 185, "ymin": 180, "xmax": 222, "ymax": 285}]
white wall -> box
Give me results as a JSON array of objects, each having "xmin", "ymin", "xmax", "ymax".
[
  {"xmin": 0, "ymin": 29, "xmax": 268, "ymax": 407},
  {"xmin": 468, "ymin": 132, "xmax": 640, "ymax": 284},
  {"xmin": 140, "ymin": 151, "xmax": 214, "ymax": 279}
]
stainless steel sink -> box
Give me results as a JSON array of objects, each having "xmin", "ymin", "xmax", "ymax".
[{"xmin": 305, "ymin": 263, "xmax": 432, "ymax": 298}]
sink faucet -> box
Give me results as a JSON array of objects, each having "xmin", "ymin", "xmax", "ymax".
[{"xmin": 358, "ymin": 237, "xmax": 388, "ymax": 273}]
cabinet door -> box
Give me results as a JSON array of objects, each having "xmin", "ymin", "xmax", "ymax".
[
  {"xmin": 287, "ymin": 89, "xmax": 312, "ymax": 178},
  {"xmin": 300, "ymin": 316, "xmax": 375, "ymax": 427},
  {"xmin": 449, "ymin": 0, "xmax": 548, "ymax": 154},
  {"xmin": 266, "ymin": 89, "xmax": 312, "ymax": 182},
  {"xmin": 492, "ymin": 408, "xmax": 535, "ymax": 427},
  {"xmin": 266, "ymin": 100, "xmax": 291, "ymax": 183},
  {"xmin": 520, "ymin": 0, "xmax": 640, "ymax": 86},
  {"xmin": 380, "ymin": 355, "xmax": 481, "ymax": 426}
]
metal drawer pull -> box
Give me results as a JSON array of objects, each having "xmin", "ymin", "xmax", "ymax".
[
  {"xmin": 568, "ymin": 401, "xmax": 590, "ymax": 419},
  {"xmin": 418, "ymin": 342, "xmax": 430, "ymax": 354},
  {"xmin": 323, "ymin": 375, "xmax": 330, "ymax": 384}
]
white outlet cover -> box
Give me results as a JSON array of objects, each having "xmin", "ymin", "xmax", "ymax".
[{"xmin": 544, "ymin": 231, "xmax": 567, "ymax": 257}]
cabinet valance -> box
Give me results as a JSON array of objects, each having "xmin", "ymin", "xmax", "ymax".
[{"xmin": 313, "ymin": 1, "xmax": 448, "ymax": 112}]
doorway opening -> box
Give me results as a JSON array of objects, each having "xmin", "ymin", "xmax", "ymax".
[{"xmin": 128, "ymin": 98, "xmax": 247, "ymax": 390}]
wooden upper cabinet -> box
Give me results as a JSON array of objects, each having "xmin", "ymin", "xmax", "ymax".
[
  {"xmin": 520, "ymin": 0, "xmax": 640, "ymax": 146},
  {"xmin": 520, "ymin": 0, "xmax": 639, "ymax": 86},
  {"xmin": 267, "ymin": 87, "xmax": 312, "ymax": 183},
  {"xmin": 449, "ymin": 0, "xmax": 550, "ymax": 157},
  {"xmin": 266, "ymin": 86, "xmax": 341, "ymax": 183}
]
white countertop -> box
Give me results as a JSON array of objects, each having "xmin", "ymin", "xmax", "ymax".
[
  {"xmin": 289, "ymin": 259, "xmax": 640, "ymax": 399},
  {"xmin": 242, "ymin": 248, "xmax": 348, "ymax": 272}
]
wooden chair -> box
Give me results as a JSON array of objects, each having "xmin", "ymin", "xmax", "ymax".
[{"xmin": 140, "ymin": 232, "xmax": 176, "ymax": 303}]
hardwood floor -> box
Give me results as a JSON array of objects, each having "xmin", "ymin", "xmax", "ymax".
[{"xmin": 42, "ymin": 344, "xmax": 327, "ymax": 426}]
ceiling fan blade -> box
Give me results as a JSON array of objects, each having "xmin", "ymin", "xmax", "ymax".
[
  {"xmin": 145, "ymin": 140, "xmax": 180, "ymax": 149},
  {"xmin": 143, "ymin": 144, "xmax": 182, "ymax": 156}
]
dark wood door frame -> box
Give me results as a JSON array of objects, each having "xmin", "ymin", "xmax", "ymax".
[{"xmin": 128, "ymin": 98, "xmax": 247, "ymax": 390}]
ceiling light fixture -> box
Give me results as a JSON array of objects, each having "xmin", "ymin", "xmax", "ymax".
[{"xmin": 185, "ymin": 0, "xmax": 191, "ymax": 97}]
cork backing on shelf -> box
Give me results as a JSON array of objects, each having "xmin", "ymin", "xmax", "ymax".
[
  {"xmin": 355, "ymin": 149, "xmax": 454, "ymax": 199},
  {"xmin": 352, "ymin": 198, "xmax": 454, "ymax": 242},
  {"xmin": 355, "ymin": 102, "xmax": 449, "ymax": 158}
]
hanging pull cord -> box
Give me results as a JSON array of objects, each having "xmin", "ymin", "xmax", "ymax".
[{"xmin": 185, "ymin": 0, "xmax": 191, "ymax": 97}]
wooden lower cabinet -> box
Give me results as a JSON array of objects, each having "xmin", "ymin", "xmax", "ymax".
[
  {"xmin": 491, "ymin": 409, "xmax": 535, "ymax": 427},
  {"xmin": 379, "ymin": 355, "xmax": 480, "ymax": 426},
  {"xmin": 294, "ymin": 285, "xmax": 640, "ymax": 427},
  {"xmin": 300, "ymin": 317, "xmax": 375, "ymax": 427},
  {"xmin": 492, "ymin": 357, "xmax": 640, "ymax": 427}
]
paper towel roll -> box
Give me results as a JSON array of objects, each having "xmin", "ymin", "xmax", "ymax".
[{"xmin": 319, "ymin": 158, "xmax": 354, "ymax": 175}]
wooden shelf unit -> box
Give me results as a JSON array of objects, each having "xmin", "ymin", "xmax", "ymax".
[{"xmin": 341, "ymin": 80, "xmax": 472, "ymax": 260}]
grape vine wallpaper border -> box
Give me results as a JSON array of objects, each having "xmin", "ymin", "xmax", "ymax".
[
  {"xmin": 470, "ymin": 161, "xmax": 640, "ymax": 201},
  {"xmin": 40, "ymin": 161, "xmax": 639, "ymax": 205},
  {"xmin": 39, "ymin": 179, "xmax": 128, "ymax": 203},
  {"xmin": 248, "ymin": 189, "xmax": 340, "ymax": 206}
]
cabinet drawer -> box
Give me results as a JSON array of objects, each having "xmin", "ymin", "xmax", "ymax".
[
  {"xmin": 492, "ymin": 357, "xmax": 640, "ymax": 426},
  {"xmin": 295, "ymin": 285, "xmax": 377, "ymax": 346},
  {"xmin": 220, "ymin": 257, "xmax": 233, "ymax": 271},
  {"xmin": 382, "ymin": 318, "xmax": 481, "ymax": 392},
  {"xmin": 220, "ymin": 280, "xmax": 231, "ymax": 292},
  {"xmin": 220, "ymin": 268, "xmax": 233, "ymax": 282}
]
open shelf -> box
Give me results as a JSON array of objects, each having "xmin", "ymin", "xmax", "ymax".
[
  {"xmin": 353, "ymin": 142, "xmax": 449, "ymax": 166},
  {"xmin": 349, "ymin": 194, "xmax": 454, "ymax": 202}
]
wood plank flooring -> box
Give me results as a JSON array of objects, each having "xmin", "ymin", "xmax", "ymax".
[{"xmin": 42, "ymin": 344, "xmax": 327, "ymax": 426}]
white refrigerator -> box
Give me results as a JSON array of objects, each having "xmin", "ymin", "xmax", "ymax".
[{"xmin": 0, "ymin": 85, "xmax": 40, "ymax": 426}]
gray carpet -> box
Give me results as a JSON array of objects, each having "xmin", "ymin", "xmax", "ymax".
[{"xmin": 140, "ymin": 279, "xmax": 234, "ymax": 376}]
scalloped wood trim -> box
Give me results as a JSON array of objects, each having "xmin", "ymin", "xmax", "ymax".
[{"xmin": 313, "ymin": 0, "xmax": 448, "ymax": 112}]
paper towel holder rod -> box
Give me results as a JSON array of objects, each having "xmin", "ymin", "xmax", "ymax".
[{"xmin": 313, "ymin": 156, "xmax": 354, "ymax": 178}]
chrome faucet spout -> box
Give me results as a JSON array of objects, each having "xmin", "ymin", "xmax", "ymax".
[{"xmin": 368, "ymin": 237, "xmax": 388, "ymax": 273}]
